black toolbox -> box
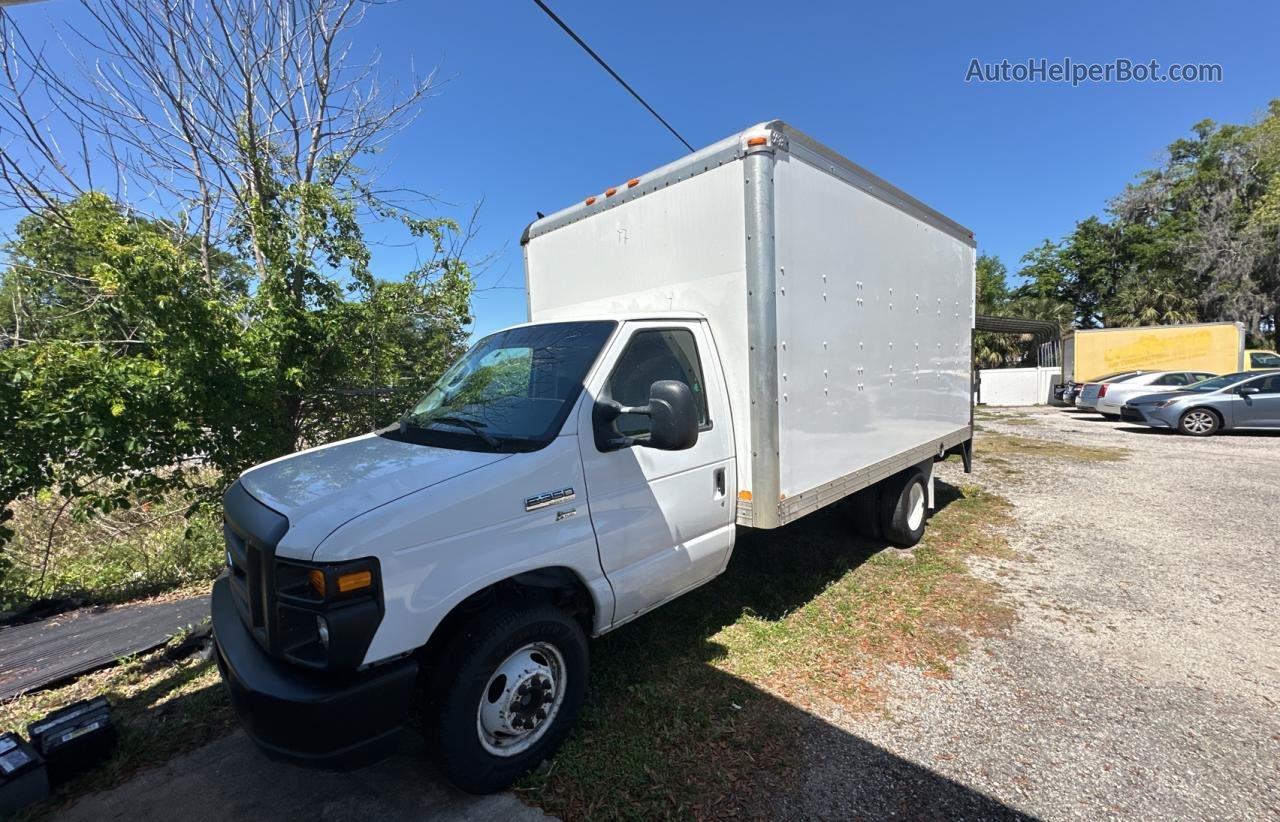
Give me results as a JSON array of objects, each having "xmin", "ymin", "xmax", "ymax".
[{"xmin": 0, "ymin": 732, "xmax": 50, "ymax": 815}]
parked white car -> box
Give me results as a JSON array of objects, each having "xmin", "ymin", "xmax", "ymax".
[{"xmin": 1093, "ymin": 370, "xmax": 1218, "ymax": 417}]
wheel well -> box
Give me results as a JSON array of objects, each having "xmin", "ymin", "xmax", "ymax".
[{"xmin": 418, "ymin": 567, "xmax": 595, "ymax": 669}]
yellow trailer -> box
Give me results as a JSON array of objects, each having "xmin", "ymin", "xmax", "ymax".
[{"xmin": 1063, "ymin": 322, "xmax": 1246, "ymax": 383}]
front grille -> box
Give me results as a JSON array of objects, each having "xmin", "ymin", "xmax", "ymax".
[{"xmin": 222, "ymin": 481, "xmax": 289, "ymax": 655}]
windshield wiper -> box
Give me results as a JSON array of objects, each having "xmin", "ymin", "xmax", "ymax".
[{"xmin": 421, "ymin": 414, "xmax": 501, "ymax": 449}]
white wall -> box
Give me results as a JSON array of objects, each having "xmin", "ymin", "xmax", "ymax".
[{"xmin": 978, "ymin": 366, "xmax": 1061, "ymax": 406}]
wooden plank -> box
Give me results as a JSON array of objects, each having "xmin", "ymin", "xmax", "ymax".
[{"xmin": 0, "ymin": 596, "xmax": 210, "ymax": 700}]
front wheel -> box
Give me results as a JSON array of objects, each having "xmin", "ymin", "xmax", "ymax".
[
  {"xmin": 430, "ymin": 603, "xmax": 588, "ymax": 794},
  {"xmin": 1178, "ymin": 408, "xmax": 1220, "ymax": 437}
]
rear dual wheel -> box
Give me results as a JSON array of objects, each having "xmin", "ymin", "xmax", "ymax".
[{"xmin": 848, "ymin": 468, "xmax": 929, "ymax": 548}]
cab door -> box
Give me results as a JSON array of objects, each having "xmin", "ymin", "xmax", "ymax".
[{"xmin": 575, "ymin": 320, "xmax": 736, "ymax": 626}]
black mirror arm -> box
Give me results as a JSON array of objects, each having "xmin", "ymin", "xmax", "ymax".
[{"xmin": 594, "ymin": 399, "xmax": 651, "ymax": 450}]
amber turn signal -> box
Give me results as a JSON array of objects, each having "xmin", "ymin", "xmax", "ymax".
[
  {"xmin": 747, "ymin": 136, "xmax": 768, "ymax": 147},
  {"xmin": 337, "ymin": 570, "xmax": 373, "ymax": 593},
  {"xmin": 308, "ymin": 569, "xmax": 325, "ymax": 597}
]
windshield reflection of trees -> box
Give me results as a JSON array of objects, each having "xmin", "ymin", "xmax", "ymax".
[{"xmin": 403, "ymin": 323, "xmax": 611, "ymax": 444}]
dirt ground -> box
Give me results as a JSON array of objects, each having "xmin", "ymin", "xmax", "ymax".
[{"xmin": 793, "ymin": 406, "xmax": 1280, "ymax": 820}]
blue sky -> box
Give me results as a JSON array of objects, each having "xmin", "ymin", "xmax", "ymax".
[{"xmin": 9, "ymin": 1, "xmax": 1280, "ymax": 339}]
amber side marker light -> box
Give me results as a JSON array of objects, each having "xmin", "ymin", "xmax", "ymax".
[
  {"xmin": 737, "ymin": 490, "xmax": 752, "ymax": 501},
  {"xmin": 337, "ymin": 570, "xmax": 373, "ymax": 593},
  {"xmin": 584, "ymin": 196, "xmax": 596, "ymax": 205},
  {"xmin": 746, "ymin": 136, "xmax": 768, "ymax": 147},
  {"xmin": 308, "ymin": 569, "xmax": 326, "ymax": 597},
  {"xmin": 626, "ymin": 178, "xmax": 640, "ymax": 188},
  {"xmin": 605, "ymin": 187, "xmax": 618, "ymax": 197}
]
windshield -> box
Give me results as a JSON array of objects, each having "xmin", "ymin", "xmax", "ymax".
[
  {"xmin": 384, "ymin": 321, "xmax": 616, "ymax": 452},
  {"xmin": 1106, "ymin": 372, "xmax": 1148, "ymax": 384},
  {"xmin": 1251, "ymin": 351, "xmax": 1280, "ymax": 368},
  {"xmin": 1181, "ymin": 373, "xmax": 1251, "ymax": 392}
]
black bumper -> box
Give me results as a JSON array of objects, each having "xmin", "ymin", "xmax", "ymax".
[{"xmin": 211, "ymin": 576, "xmax": 418, "ymax": 770}]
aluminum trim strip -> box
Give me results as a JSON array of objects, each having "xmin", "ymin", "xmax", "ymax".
[
  {"xmin": 522, "ymin": 140, "xmax": 744, "ymax": 244},
  {"xmin": 736, "ymin": 426, "xmax": 973, "ymax": 527},
  {"xmin": 742, "ymin": 146, "xmax": 782, "ymax": 529}
]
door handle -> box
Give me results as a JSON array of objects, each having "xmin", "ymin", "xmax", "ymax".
[{"xmin": 713, "ymin": 467, "xmax": 725, "ymax": 499}]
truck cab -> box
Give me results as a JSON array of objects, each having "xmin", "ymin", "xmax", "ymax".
[
  {"xmin": 214, "ymin": 314, "xmax": 737, "ymax": 791},
  {"xmin": 1245, "ymin": 349, "xmax": 1280, "ymax": 370}
]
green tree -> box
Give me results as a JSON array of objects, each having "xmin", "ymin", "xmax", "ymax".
[{"xmin": 0, "ymin": 1, "xmax": 477, "ymax": 556}]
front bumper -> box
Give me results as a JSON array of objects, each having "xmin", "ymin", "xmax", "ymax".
[
  {"xmin": 212, "ymin": 577, "xmax": 418, "ymax": 770},
  {"xmin": 1120, "ymin": 405, "xmax": 1173, "ymax": 428}
]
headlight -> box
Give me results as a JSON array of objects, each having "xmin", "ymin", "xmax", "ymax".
[
  {"xmin": 274, "ymin": 557, "xmax": 383, "ymax": 670},
  {"xmin": 1154, "ymin": 399, "xmax": 1179, "ymax": 408}
]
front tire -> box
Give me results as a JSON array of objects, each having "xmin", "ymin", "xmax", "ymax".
[
  {"xmin": 1178, "ymin": 408, "xmax": 1220, "ymax": 437},
  {"xmin": 878, "ymin": 469, "xmax": 929, "ymax": 548},
  {"xmin": 430, "ymin": 603, "xmax": 588, "ymax": 794}
]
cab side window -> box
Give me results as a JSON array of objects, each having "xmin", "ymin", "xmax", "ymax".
[
  {"xmin": 604, "ymin": 329, "xmax": 710, "ymax": 438},
  {"xmin": 1154, "ymin": 373, "xmax": 1190, "ymax": 386}
]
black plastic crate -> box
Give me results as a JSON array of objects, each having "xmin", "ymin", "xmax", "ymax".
[
  {"xmin": 0, "ymin": 732, "xmax": 50, "ymax": 815},
  {"xmin": 26, "ymin": 696, "xmax": 117, "ymax": 783}
]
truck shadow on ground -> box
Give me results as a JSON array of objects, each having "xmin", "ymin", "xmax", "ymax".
[{"xmin": 55, "ymin": 482, "xmax": 1032, "ymax": 820}]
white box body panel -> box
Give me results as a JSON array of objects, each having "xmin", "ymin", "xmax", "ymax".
[
  {"xmin": 523, "ymin": 122, "xmax": 975, "ymax": 528},
  {"xmin": 525, "ymin": 160, "xmax": 754, "ymax": 491},
  {"xmin": 772, "ymin": 153, "xmax": 974, "ymax": 501}
]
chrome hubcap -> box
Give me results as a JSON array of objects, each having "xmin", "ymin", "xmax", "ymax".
[
  {"xmin": 476, "ymin": 642, "xmax": 566, "ymax": 756},
  {"xmin": 907, "ymin": 482, "xmax": 925, "ymax": 531},
  {"xmin": 1184, "ymin": 411, "xmax": 1214, "ymax": 434}
]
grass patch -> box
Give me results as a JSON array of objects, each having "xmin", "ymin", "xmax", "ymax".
[
  {"xmin": 992, "ymin": 414, "xmax": 1039, "ymax": 426},
  {"xmin": 0, "ymin": 631, "xmax": 233, "ymax": 819},
  {"xmin": 977, "ymin": 431, "xmax": 1128, "ymax": 464},
  {"xmin": 1, "ymin": 483, "xmax": 225, "ymax": 614},
  {"xmin": 519, "ymin": 481, "xmax": 1016, "ymax": 819}
]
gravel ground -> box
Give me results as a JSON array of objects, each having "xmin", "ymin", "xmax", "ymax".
[{"xmin": 795, "ymin": 406, "xmax": 1280, "ymax": 820}]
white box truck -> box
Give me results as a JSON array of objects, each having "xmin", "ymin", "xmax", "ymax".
[{"xmin": 211, "ymin": 121, "xmax": 977, "ymax": 793}]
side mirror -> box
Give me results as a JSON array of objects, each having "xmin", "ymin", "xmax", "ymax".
[
  {"xmin": 1238, "ymin": 386, "xmax": 1261, "ymax": 396},
  {"xmin": 641, "ymin": 380, "xmax": 699, "ymax": 450},
  {"xmin": 593, "ymin": 380, "xmax": 699, "ymax": 452}
]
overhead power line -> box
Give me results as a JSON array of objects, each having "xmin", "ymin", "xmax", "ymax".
[{"xmin": 531, "ymin": 0, "xmax": 694, "ymax": 153}]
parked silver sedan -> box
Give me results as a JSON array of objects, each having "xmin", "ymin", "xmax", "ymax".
[
  {"xmin": 1094, "ymin": 370, "xmax": 1218, "ymax": 418},
  {"xmin": 1121, "ymin": 370, "xmax": 1280, "ymax": 436},
  {"xmin": 1076, "ymin": 371, "xmax": 1144, "ymax": 410}
]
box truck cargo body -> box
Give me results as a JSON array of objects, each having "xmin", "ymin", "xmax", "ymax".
[
  {"xmin": 524, "ymin": 122, "xmax": 976, "ymax": 528},
  {"xmin": 212, "ymin": 121, "xmax": 977, "ymax": 794},
  {"xmin": 1063, "ymin": 322, "xmax": 1247, "ymax": 383}
]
